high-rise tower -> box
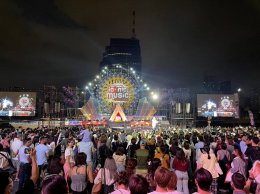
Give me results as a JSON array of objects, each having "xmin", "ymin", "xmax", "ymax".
[{"xmin": 99, "ymin": 11, "xmax": 142, "ymax": 73}]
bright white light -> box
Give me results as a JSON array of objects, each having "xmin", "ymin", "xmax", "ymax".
[
  {"xmin": 88, "ymin": 82, "xmax": 92, "ymax": 86},
  {"xmin": 81, "ymin": 91, "xmax": 84, "ymax": 94},
  {"xmin": 96, "ymin": 75, "xmax": 100, "ymax": 79},
  {"xmin": 147, "ymin": 87, "xmax": 150, "ymax": 90},
  {"xmin": 237, "ymin": 88, "xmax": 242, "ymax": 92},
  {"xmin": 104, "ymin": 66, "xmax": 108, "ymax": 69},
  {"xmin": 152, "ymin": 94, "xmax": 158, "ymax": 100},
  {"xmin": 132, "ymin": 70, "xmax": 135, "ymax": 74},
  {"xmin": 85, "ymin": 86, "xmax": 89, "ymax": 89},
  {"xmin": 130, "ymin": 67, "xmax": 133, "ymax": 71},
  {"xmin": 144, "ymin": 83, "xmax": 147, "ymax": 87}
]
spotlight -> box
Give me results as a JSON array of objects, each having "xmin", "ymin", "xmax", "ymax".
[
  {"xmin": 88, "ymin": 82, "xmax": 92, "ymax": 86},
  {"xmin": 85, "ymin": 86, "xmax": 89, "ymax": 89},
  {"xmin": 152, "ymin": 94, "xmax": 158, "ymax": 100}
]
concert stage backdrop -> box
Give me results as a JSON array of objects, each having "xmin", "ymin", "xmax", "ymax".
[
  {"xmin": 0, "ymin": 92, "xmax": 36, "ymax": 116},
  {"xmin": 197, "ymin": 94, "xmax": 239, "ymax": 118}
]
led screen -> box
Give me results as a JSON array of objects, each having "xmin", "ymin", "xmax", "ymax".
[
  {"xmin": 0, "ymin": 92, "xmax": 36, "ymax": 116},
  {"xmin": 197, "ymin": 94, "xmax": 239, "ymax": 118}
]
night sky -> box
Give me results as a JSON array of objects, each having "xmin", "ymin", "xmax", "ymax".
[{"xmin": 0, "ymin": 0, "xmax": 260, "ymax": 92}]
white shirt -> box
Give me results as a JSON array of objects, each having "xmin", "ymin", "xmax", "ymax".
[
  {"xmin": 18, "ymin": 146, "xmax": 30, "ymax": 163},
  {"xmin": 35, "ymin": 143, "xmax": 49, "ymax": 165},
  {"xmin": 94, "ymin": 168, "xmax": 116, "ymax": 186},
  {"xmin": 11, "ymin": 138, "xmax": 23, "ymax": 160},
  {"xmin": 65, "ymin": 147, "xmax": 75, "ymax": 164}
]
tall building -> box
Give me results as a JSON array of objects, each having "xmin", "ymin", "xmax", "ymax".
[{"xmin": 99, "ymin": 38, "xmax": 142, "ymax": 73}]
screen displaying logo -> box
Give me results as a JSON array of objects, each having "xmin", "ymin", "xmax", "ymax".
[{"xmin": 101, "ymin": 76, "xmax": 135, "ymax": 108}]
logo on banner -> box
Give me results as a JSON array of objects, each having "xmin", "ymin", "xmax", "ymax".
[{"xmin": 101, "ymin": 76, "xmax": 134, "ymax": 108}]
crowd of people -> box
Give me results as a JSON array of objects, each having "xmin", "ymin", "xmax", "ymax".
[{"xmin": 0, "ymin": 125, "xmax": 259, "ymax": 194}]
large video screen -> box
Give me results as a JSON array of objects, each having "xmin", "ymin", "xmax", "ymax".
[
  {"xmin": 0, "ymin": 92, "xmax": 36, "ymax": 116},
  {"xmin": 197, "ymin": 94, "xmax": 239, "ymax": 118}
]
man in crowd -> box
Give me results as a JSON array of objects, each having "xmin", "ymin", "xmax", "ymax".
[
  {"xmin": 239, "ymin": 134, "xmax": 248, "ymax": 155},
  {"xmin": 136, "ymin": 139, "xmax": 149, "ymax": 177},
  {"xmin": 245, "ymin": 136, "xmax": 260, "ymax": 170},
  {"xmin": 18, "ymin": 138, "xmax": 33, "ymax": 190},
  {"xmin": 35, "ymin": 136, "xmax": 49, "ymax": 188},
  {"xmin": 10, "ymin": 133, "xmax": 23, "ymax": 181},
  {"xmin": 148, "ymin": 167, "xmax": 172, "ymax": 194}
]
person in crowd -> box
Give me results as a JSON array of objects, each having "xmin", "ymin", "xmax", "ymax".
[
  {"xmin": 147, "ymin": 138, "xmax": 156, "ymax": 159},
  {"xmin": 195, "ymin": 136, "xmax": 204, "ymax": 162},
  {"xmin": 0, "ymin": 143, "xmax": 11, "ymax": 169},
  {"xmin": 35, "ymin": 136, "xmax": 49, "ymax": 188},
  {"xmin": 197, "ymin": 145, "xmax": 219, "ymax": 194},
  {"xmin": 112, "ymin": 134, "xmax": 121, "ymax": 153},
  {"xmin": 69, "ymin": 152, "xmax": 93, "ymax": 194},
  {"xmin": 217, "ymin": 143, "xmax": 231, "ymax": 191},
  {"xmin": 113, "ymin": 146, "xmax": 126, "ymax": 172},
  {"xmin": 245, "ymin": 160, "xmax": 260, "ymax": 194},
  {"xmin": 41, "ymin": 175, "xmax": 68, "ymax": 194},
  {"xmin": 245, "ymin": 136, "xmax": 259, "ymax": 170},
  {"xmin": 167, "ymin": 170, "xmax": 181, "ymax": 194},
  {"xmin": 98, "ymin": 134, "xmax": 112, "ymax": 168},
  {"xmin": 63, "ymin": 138, "xmax": 75, "ymax": 183},
  {"xmin": 148, "ymin": 166, "xmax": 172, "ymax": 194},
  {"xmin": 80, "ymin": 127, "xmax": 93, "ymax": 143},
  {"xmin": 10, "ymin": 133, "xmax": 23, "ymax": 181},
  {"xmin": 111, "ymin": 171, "xmax": 130, "ymax": 194},
  {"xmin": 240, "ymin": 134, "xmax": 248, "ymax": 156},
  {"xmin": 231, "ymin": 172, "xmax": 246, "ymax": 194},
  {"xmin": 127, "ymin": 137, "xmax": 138, "ymax": 159},
  {"xmin": 60, "ymin": 132, "xmax": 69, "ymax": 153},
  {"xmin": 125, "ymin": 158, "xmax": 137, "ymax": 178},
  {"xmin": 44, "ymin": 156, "xmax": 64, "ymax": 177},
  {"xmin": 227, "ymin": 137, "xmax": 235, "ymax": 161},
  {"xmin": 173, "ymin": 148, "xmax": 189, "ymax": 194},
  {"xmin": 154, "ymin": 146, "xmax": 170, "ymax": 169},
  {"xmin": 94, "ymin": 157, "xmax": 118, "ymax": 194},
  {"xmin": 128, "ymin": 174, "xmax": 149, "ymax": 194},
  {"xmin": 136, "ymin": 139, "xmax": 149, "ymax": 177},
  {"xmin": 146, "ymin": 158, "xmax": 161, "ymax": 192},
  {"xmin": 15, "ymin": 148, "xmax": 39, "ymax": 194},
  {"xmin": 17, "ymin": 137, "xmax": 33, "ymax": 190},
  {"xmin": 230, "ymin": 145, "xmax": 246, "ymax": 179},
  {"xmin": 193, "ymin": 168, "xmax": 213, "ymax": 194},
  {"xmin": 1, "ymin": 134, "xmax": 11, "ymax": 153},
  {"xmin": 78, "ymin": 134, "xmax": 94, "ymax": 168}
]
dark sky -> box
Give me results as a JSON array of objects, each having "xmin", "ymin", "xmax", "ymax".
[{"xmin": 0, "ymin": 0, "xmax": 260, "ymax": 92}]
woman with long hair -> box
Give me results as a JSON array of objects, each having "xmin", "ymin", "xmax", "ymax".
[
  {"xmin": 230, "ymin": 146, "xmax": 246, "ymax": 178},
  {"xmin": 217, "ymin": 143, "xmax": 231, "ymax": 191},
  {"xmin": 69, "ymin": 152, "xmax": 93, "ymax": 194},
  {"xmin": 113, "ymin": 147, "xmax": 126, "ymax": 172},
  {"xmin": 173, "ymin": 148, "xmax": 189, "ymax": 194},
  {"xmin": 111, "ymin": 171, "xmax": 130, "ymax": 194},
  {"xmin": 125, "ymin": 158, "xmax": 137, "ymax": 178},
  {"xmin": 94, "ymin": 157, "xmax": 118, "ymax": 194},
  {"xmin": 198, "ymin": 145, "xmax": 219, "ymax": 194},
  {"xmin": 63, "ymin": 139, "xmax": 75, "ymax": 183},
  {"xmin": 146, "ymin": 158, "xmax": 161, "ymax": 192}
]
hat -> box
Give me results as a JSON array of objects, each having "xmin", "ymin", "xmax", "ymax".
[{"xmin": 140, "ymin": 139, "xmax": 146, "ymax": 145}]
